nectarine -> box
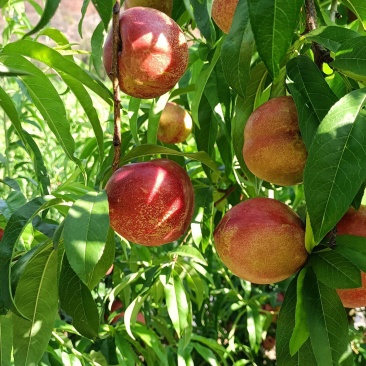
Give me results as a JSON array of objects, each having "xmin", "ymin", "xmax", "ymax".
[
  {"xmin": 105, "ymin": 159, "xmax": 194, "ymax": 246},
  {"xmin": 124, "ymin": 0, "xmax": 173, "ymax": 16},
  {"xmin": 214, "ymin": 198, "xmax": 307, "ymax": 284},
  {"xmin": 103, "ymin": 7, "xmax": 188, "ymax": 99},
  {"xmin": 108, "ymin": 299, "xmax": 145, "ymax": 324},
  {"xmin": 243, "ymin": 96, "xmax": 307, "ymax": 186},
  {"xmin": 211, "ymin": 0, "xmax": 239, "ymax": 34},
  {"xmin": 336, "ymin": 206, "xmax": 366, "ymax": 308},
  {"xmin": 157, "ymin": 102, "xmax": 192, "ymax": 144},
  {"xmin": 0, "ymin": 228, "xmax": 3, "ymax": 241}
]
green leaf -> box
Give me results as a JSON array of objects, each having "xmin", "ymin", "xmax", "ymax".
[
  {"xmin": 340, "ymin": 0, "xmax": 366, "ymax": 30},
  {"xmin": 232, "ymin": 62, "xmax": 267, "ymax": 186},
  {"xmin": 304, "ymin": 26, "xmax": 361, "ymax": 53},
  {"xmin": 64, "ymin": 191, "xmax": 110, "ymax": 288},
  {"xmin": 190, "ymin": 0, "xmax": 216, "ymax": 45},
  {"xmin": 304, "ymin": 88, "xmax": 366, "ymax": 243},
  {"xmin": 248, "ymin": 0, "xmax": 303, "ymax": 79},
  {"xmin": 335, "ymin": 235, "xmax": 366, "ymax": 272},
  {"xmin": 286, "ymin": 56, "xmax": 339, "ymax": 151},
  {"xmin": 332, "ymin": 37, "xmax": 366, "ymax": 82},
  {"xmin": 171, "ymin": 245, "xmax": 207, "ymax": 266},
  {"xmin": 163, "ymin": 271, "xmax": 190, "ymax": 337},
  {"xmin": 2, "ymin": 40, "xmax": 113, "ymax": 105},
  {"xmin": 0, "ymin": 65, "xmax": 31, "ymax": 76},
  {"xmin": 78, "ymin": 0, "xmax": 91, "ymax": 38},
  {"xmin": 0, "ymin": 196, "xmax": 68, "ymax": 316},
  {"xmin": 303, "ymin": 268, "xmax": 353, "ymax": 366},
  {"xmin": 0, "ymin": 191, "xmax": 27, "ymax": 221},
  {"xmin": 221, "ymin": 0, "xmax": 255, "ymax": 97},
  {"xmin": 119, "ymin": 143, "xmax": 221, "ymax": 176},
  {"xmin": 0, "ymin": 54, "xmax": 81, "ymax": 169},
  {"xmin": 193, "ymin": 343, "xmax": 219, "ymax": 366},
  {"xmin": 115, "ymin": 333, "xmax": 139, "ymax": 366},
  {"xmin": 13, "ymin": 245, "xmax": 59, "ymax": 366},
  {"xmin": 91, "ymin": 0, "xmax": 113, "ymax": 31},
  {"xmin": 0, "ymin": 314, "xmax": 12, "ymax": 366},
  {"xmin": 91, "ymin": 21, "xmax": 105, "ymax": 77},
  {"xmin": 0, "ymin": 0, "xmax": 10, "ymax": 8},
  {"xmin": 59, "ymin": 256, "xmax": 99, "ymax": 339},
  {"xmin": 23, "ymin": 0, "xmax": 61, "ymax": 37}
]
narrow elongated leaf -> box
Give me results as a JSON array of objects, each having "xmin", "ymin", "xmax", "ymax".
[
  {"xmin": 163, "ymin": 271, "xmax": 189, "ymax": 337},
  {"xmin": 0, "ymin": 196, "xmax": 68, "ymax": 315},
  {"xmin": 23, "ymin": 0, "xmax": 61, "ymax": 37},
  {"xmin": 59, "ymin": 256, "xmax": 99, "ymax": 339},
  {"xmin": 340, "ymin": 0, "xmax": 366, "ymax": 30},
  {"xmin": 2, "ymin": 40, "xmax": 113, "ymax": 105},
  {"xmin": 0, "ymin": 85, "xmax": 50, "ymax": 194},
  {"xmin": 115, "ymin": 333, "xmax": 139, "ymax": 366},
  {"xmin": 119, "ymin": 143, "xmax": 221, "ymax": 176},
  {"xmin": 190, "ymin": 0, "xmax": 215, "ymax": 45},
  {"xmin": 303, "ymin": 269, "xmax": 353, "ymax": 366},
  {"xmin": 304, "ymin": 26, "xmax": 361, "ymax": 53},
  {"xmin": 193, "ymin": 343, "xmax": 219, "ymax": 366},
  {"xmin": 335, "ymin": 235, "xmax": 366, "ymax": 272},
  {"xmin": 13, "ymin": 245, "xmax": 58, "ymax": 366},
  {"xmin": 332, "ymin": 37, "xmax": 366, "ymax": 82},
  {"xmin": 232, "ymin": 62, "xmax": 267, "ymax": 185},
  {"xmin": 171, "ymin": 246, "xmax": 207, "ymax": 266},
  {"xmin": 0, "ymin": 0, "xmax": 10, "ymax": 8},
  {"xmin": 286, "ymin": 56, "xmax": 339, "ymax": 151},
  {"xmin": 221, "ymin": 0, "xmax": 254, "ymax": 97},
  {"xmin": 0, "ymin": 314, "xmax": 12, "ymax": 366},
  {"xmin": 0, "ymin": 54, "xmax": 81, "ymax": 169},
  {"xmin": 310, "ymin": 250, "xmax": 361, "ymax": 289},
  {"xmin": 248, "ymin": 0, "xmax": 303, "ymax": 79},
  {"xmin": 304, "ymin": 88, "xmax": 366, "ymax": 243},
  {"xmin": 91, "ymin": 21, "xmax": 105, "ymax": 77},
  {"xmin": 0, "ymin": 191, "xmax": 26, "ymax": 220},
  {"xmin": 64, "ymin": 191, "xmax": 110, "ymax": 288},
  {"xmin": 0, "ymin": 65, "xmax": 30, "ymax": 76},
  {"xmin": 91, "ymin": 0, "xmax": 113, "ymax": 30},
  {"xmin": 78, "ymin": 0, "xmax": 91, "ymax": 37}
]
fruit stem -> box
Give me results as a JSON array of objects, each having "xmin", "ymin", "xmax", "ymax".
[{"xmin": 111, "ymin": 1, "xmax": 122, "ymax": 173}]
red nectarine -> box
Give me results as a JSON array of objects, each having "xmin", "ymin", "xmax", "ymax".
[
  {"xmin": 214, "ymin": 198, "xmax": 307, "ymax": 284},
  {"xmin": 103, "ymin": 7, "xmax": 188, "ymax": 99},
  {"xmin": 124, "ymin": 0, "xmax": 173, "ymax": 16},
  {"xmin": 105, "ymin": 159, "xmax": 194, "ymax": 246},
  {"xmin": 0, "ymin": 228, "xmax": 3, "ymax": 241},
  {"xmin": 211, "ymin": 0, "xmax": 239, "ymax": 34},
  {"xmin": 336, "ymin": 206, "xmax": 366, "ymax": 308},
  {"xmin": 243, "ymin": 96, "xmax": 307, "ymax": 186}
]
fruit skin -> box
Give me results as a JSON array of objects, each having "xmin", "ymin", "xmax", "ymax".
[
  {"xmin": 0, "ymin": 228, "xmax": 3, "ymax": 241},
  {"xmin": 124, "ymin": 0, "xmax": 173, "ymax": 16},
  {"xmin": 105, "ymin": 159, "xmax": 194, "ymax": 246},
  {"xmin": 336, "ymin": 206, "xmax": 366, "ymax": 308},
  {"xmin": 211, "ymin": 0, "xmax": 239, "ymax": 34},
  {"xmin": 103, "ymin": 7, "xmax": 188, "ymax": 99},
  {"xmin": 157, "ymin": 102, "xmax": 192, "ymax": 144},
  {"xmin": 213, "ymin": 198, "xmax": 307, "ymax": 284},
  {"xmin": 243, "ymin": 96, "xmax": 307, "ymax": 186},
  {"xmin": 108, "ymin": 299, "xmax": 145, "ymax": 324}
]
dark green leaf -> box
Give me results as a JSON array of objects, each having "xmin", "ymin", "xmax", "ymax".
[
  {"xmin": 304, "ymin": 88, "xmax": 366, "ymax": 243},
  {"xmin": 340, "ymin": 0, "xmax": 366, "ymax": 30},
  {"xmin": 78, "ymin": 0, "xmax": 91, "ymax": 38},
  {"xmin": 190, "ymin": 0, "xmax": 215, "ymax": 44},
  {"xmin": 91, "ymin": 0, "xmax": 113, "ymax": 31},
  {"xmin": 221, "ymin": 0, "xmax": 255, "ymax": 97},
  {"xmin": 0, "ymin": 65, "xmax": 31, "ymax": 76},
  {"xmin": 193, "ymin": 343, "xmax": 219, "ymax": 365},
  {"xmin": 23, "ymin": 0, "xmax": 61, "ymax": 37},
  {"xmin": 335, "ymin": 235, "xmax": 366, "ymax": 272},
  {"xmin": 286, "ymin": 56, "xmax": 339, "ymax": 151},
  {"xmin": 0, "ymin": 314, "xmax": 12, "ymax": 366},
  {"xmin": 310, "ymin": 250, "xmax": 361, "ymax": 288},
  {"xmin": 13, "ymin": 245, "xmax": 58, "ymax": 366},
  {"xmin": 115, "ymin": 333, "xmax": 139, "ymax": 366},
  {"xmin": 248, "ymin": 0, "xmax": 303, "ymax": 79},
  {"xmin": 305, "ymin": 26, "xmax": 361, "ymax": 53},
  {"xmin": 332, "ymin": 37, "xmax": 366, "ymax": 82},
  {"xmin": 0, "ymin": 191, "xmax": 27, "ymax": 220},
  {"xmin": 64, "ymin": 191, "xmax": 110, "ymax": 288},
  {"xmin": 59, "ymin": 256, "xmax": 99, "ymax": 339},
  {"xmin": 303, "ymin": 268, "xmax": 353, "ymax": 366}
]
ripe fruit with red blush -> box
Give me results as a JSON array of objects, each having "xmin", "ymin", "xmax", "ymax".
[
  {"xmin": 124, "ymin": 0, "xmax": 173, "ymax": 16},
  {"xmin": 214, "ymin": 198, "xmax": 307, "ymax": 284},
  {"xmin": 336, "ymin": 206, "xmax": 366, "ymax": 308},
  {"xmin": 103, "ymin": 7, "xmax": 188, "ymax": 99},
  {"xmin": 211, "ymin": 0, "xmax": 239, "ymax": 34},
  {"xmin": 0, "ymin": 228, "xmax": 3, "ymax": 241},
  {"xmin": 243, "ymin": 96, "xmax": 307, "ymax": 186},
  {"xmin": 157, "ymin": 102, "xmax": 192, "ymax": 144},
  {"xmin": 105, "ymin": 159, "xmax": 194, "ymax": 246},
  {"xmin": 108, "ymin": 299, "xmax": 145, "ymax": 324}
]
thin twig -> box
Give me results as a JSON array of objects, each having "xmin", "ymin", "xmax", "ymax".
[
  {"xmin": 112, "ymin": 1, "xmax": 122, "ymax": 173},
  {"xmin": 329, "ymin": 0, "xmax": 338, "ymax": 22}
]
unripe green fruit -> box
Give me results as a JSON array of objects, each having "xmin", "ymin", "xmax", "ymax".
[{"xmin": 214, "ymin": 198, "xmax": 307, "ymax": 284}]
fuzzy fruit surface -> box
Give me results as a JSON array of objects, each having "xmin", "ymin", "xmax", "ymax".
[
  {"xmin": 124, "ymin": 0, "xmax": 173, "ymax": 16},
  {"xmin": 214, "ymin": 198, "xmax": 307, "ymax": 284},
  {"xmin": 211, "ymin": 0, "xmax": 239, "ymax": 34},
  {"xmin": 157, "ymin": 102, "xmax": 192, "ymax": 144},
  {"xmin": 103, "ymin": 7, "xmax": 188, "ymax": 99},
  {"xmin": 0, "ymin": 228, "xmax": 3, "ymax": 241},
  {"xmin": 106, "ymin": 159, "xmax": 194, "ymax": 246},
  {"xmin": 243, "ymin": 96, "xmax": 307, "ymax": 186},
  {"xmin": 336, "ymin": 206, "xmax": 366, "ymax": 308}
]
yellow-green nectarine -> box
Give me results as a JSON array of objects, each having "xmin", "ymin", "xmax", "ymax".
[
  {"xmin": 211, "ymin": 0, "xmax": 239, "ymax": 34},
  {"xmin": 243, "ymin": 96, "xmax": 307, "ymax": 186},
  {"xmin": 214, "ymin": 198, "xmax": 307, "ymax": 284}
]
